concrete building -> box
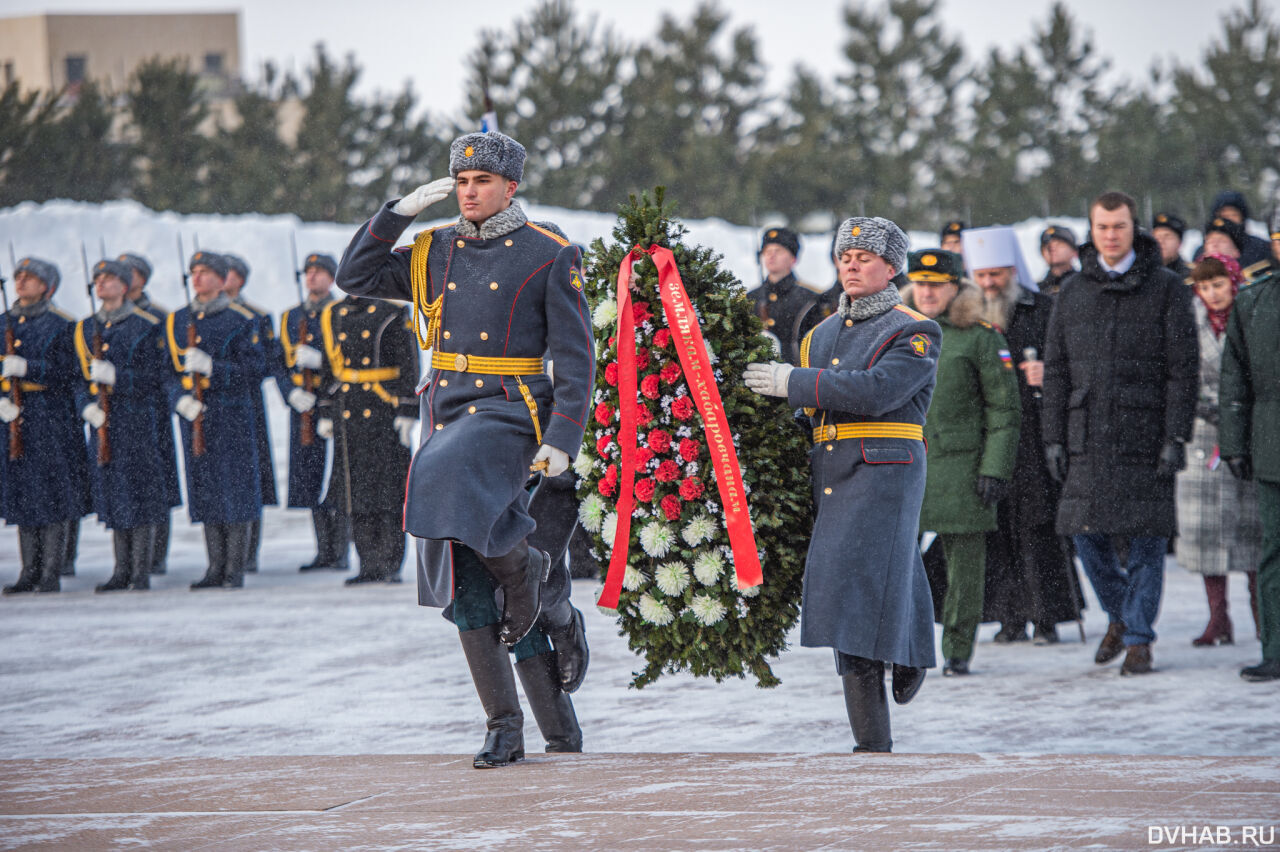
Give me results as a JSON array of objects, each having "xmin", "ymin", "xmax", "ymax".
[{"xmin": 0, "ymin": 12, "xmax": 240, "ymax": 97}]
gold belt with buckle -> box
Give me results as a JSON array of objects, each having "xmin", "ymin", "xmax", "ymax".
[
  {"xmin": 812, "ymin": 422, "xmax": 924, "ymax": 443},
  {"xmin": 430, "ymin": 351, "xmax": 543, "ymax": 376}
]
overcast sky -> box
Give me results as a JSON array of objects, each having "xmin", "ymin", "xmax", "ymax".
[{"xmin": 10, "ymin": 0, "xmax": 1249, "ymax": 113}]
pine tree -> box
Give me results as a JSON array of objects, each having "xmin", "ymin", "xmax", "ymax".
[
  {"xmin": 205, "ymin": 65, "xmax": 292, "ymax": 215},
  {"xmin": 576, "ymin": 189, "xmax": 812, "ymax": 688},
  {"xmin": 127, "ymin": 57, "xmax": 209, "ymax": 213}
]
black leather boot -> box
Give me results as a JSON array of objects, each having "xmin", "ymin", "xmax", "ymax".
[
  {"xmin": 129, "ymin": 525, "xmax": 156, "ymax": 590},
  {"xmin": 151, "ymin": 515, "xmax": 170, "ymax": 574},
  {"xmin": 244, "ymin": 518, "xmax": 261, "ymax": 573},
  {"xmin": 36, "ymin": 522, "xmax": 66, "ymax": 592},
  {"xmin": 458, "ymin": 626, "xmax": 525, "ymax": 768},
  {"xmin": 61, "ymin": 518, "xmax": 79, "ymax": 576},
  {"xmin": 840, "ymin": 655, "xmax": 892, "ymax": 753},
  {"xmin": 96, "ymin": 529, "xmax": 134, "ymax": 592},
  {"xmin": 192, "ymin": 524, "xmax": 227, "ymax": 589},
  {"xmin": 515, "ymin": 652, "xmax": 582, "ymax": 753},
  {"xmin": 891, "ymin": 664, "xmax": 926, "ymax": 705},
  {"xmin": 540, "ymin": 598, "xmax": 589, "ymax": 694},
  {"xmin": 4, "ymin": 527, "xmax": 41, "ymax": 594},
  {"xmin": 222, "ymin": 522, "xmax": 252, "ymax": 588},
  {"xmin": 482, "ymin": 543, "xmax": 550, "ymax": 646}
]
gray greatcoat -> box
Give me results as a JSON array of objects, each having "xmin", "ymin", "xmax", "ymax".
[
  {"xmin": 337, "ymin": 200, "xmax": 595, "ymax": 608},
  {"xmin": 1175, "ymin": 300, "xmax": 1261, "ymax": 575},
  {"xmin": 787, "ymin": 299, "xmax": 941, "ymax": 668}
]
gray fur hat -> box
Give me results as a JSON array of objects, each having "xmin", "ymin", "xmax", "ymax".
[
  {"xmin": 189, "ymin": 250, "xmax": 229, "ymax": 280},
  {"xmin": 449, "ymin": 131, "xmax": 526, "ymax": 183},
  {"xmin": 223, "ymin": 253, "xmax": 250, "ymax": 282},
  {"xmin": 302, "ymin": 252, "xmax": 337, "ymax": 277},
  {"xmin": 91, "ymin": 258, "xmax": 133, "ymax": 284},
  {"xmin": 117, "ymin": 253, "xmax": 152, "ymax": 282},
  {"xmin": 833, "ymin": 217, "xmax": 909, "ymax": 275},
  {"xmin": 14, "ymin": 256, "xmax": 61, "ymax": 293}
]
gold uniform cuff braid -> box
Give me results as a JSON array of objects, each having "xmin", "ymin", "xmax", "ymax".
[{"xmin": 812, "ymin": 422, "xmax": 924, "ymax": 443}]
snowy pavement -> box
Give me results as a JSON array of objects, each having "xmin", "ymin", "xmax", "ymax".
[{"xmin": 1, "ymin": 499, "xmax": 1276, "ymax": 760}]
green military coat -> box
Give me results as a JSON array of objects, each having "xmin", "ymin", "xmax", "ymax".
[
  {"xmin": 1220, "ymin": 270, "xmax": 1280, "ymax": 483},
  {"xmin": 905, "ymin": 283, "xmax": 1021, "ymax": 532}
]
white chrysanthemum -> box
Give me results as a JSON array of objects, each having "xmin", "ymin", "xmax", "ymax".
[
  {"xmin": 654, "ymin": 561, "xmax": 691, "ymax": 596},
  {"xmin": 578, "ymin": 493, "xmax": 605, "ymax": 532},
  {"xmin": 689, "ymin": 593, "xmax": 728, "ymax": 626},
  {"xmin": 602, "ymin": 512, "xmax": 619, "ymax": 547},
  {"xmin": 638, "ymin": 593, "xmax": 674, "ymax": 626},
  {"xmin": 692, "ymin": 551, "xmax": 725, "ymax": 585},
  {"xmin": 639, "ymin": 521, "xmax": 675, "ymax": 558},
  {"xmin": 592, "ymin": 299, "xmax": 617, "ymax": 329},
  {"xmin": 573, "ymin": 452, "xmax": 594, "ymax": 479},
  {"xmin": 739, "ymin": 582, "xmax": 761, "ymax": 598},
  {"xmin": 622, "ymin": 565, "xmax": 646, "ymax": 592},
  {"xmin": 682, "ymin": 514, "xmax": 717, "ymax": 547}
]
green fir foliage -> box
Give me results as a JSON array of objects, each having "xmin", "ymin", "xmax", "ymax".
[{"xmin": 576, "ymin": 189, "xmax": 811, "ymax": 688}]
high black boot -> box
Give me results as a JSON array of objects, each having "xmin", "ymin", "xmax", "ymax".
[
  {"xmin": 150, "ymin": 514, "xmax": 170, "ymax": 574},
  {"xmin": 244, "ymin": 518, "xmax": 261, "ymax": 573},
  {"xmin": 192, "ymin": 524, "xmax": 227, "ymax": 589},
  {"xmin": 129, "ymin": 525, "xmax": 156, "ymax": 590},
  {"xmin": 222, "ymin": 522, "xmax": 252, "ymax": 588},
  {"xmin": 839, "ymin": 654, "xmax": 892, "ymax": 753},
  {"xmin": 96, "ymin": 529, "xmax": 134, "ymax": 592},
  {"xmin": 540, "ymin": 597, "xmax": 589, "ymax": 694},
  {"xmin": 481, "ymin": 543, "xmax": 550, "ymax": 646},
  {"xmin": 4, "ymin": 527, "xmax": 42, "ymax": 594},
  {"xmin": 891, "ymin": 664, "xmax": 926, "ymax": 705},
  {"xmin": 36, "ymin": 522, "xmax": 66, "ymax": 592},
  {"xmin": 458, "ymin": 625, "xmax": 525, "ymax": 768},
  {"xmin": 61, "ymin": 518, "xmax": 79, "ymax": 576},
  {"xmin": 515, "ymin": 652, "xmax": 582, "ymax": 753}
]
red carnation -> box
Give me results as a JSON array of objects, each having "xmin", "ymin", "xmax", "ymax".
[
  {"xmin": 634, "ymin": 477, "xmax": 657, "ymax": 502},
  {"xmin": 641, "ymin": 374, "xmax": 661, "ymax": 400},
  {"xmin": 647, "ymin": 429, "xmax": 672, "ymax": 454},
  {"xmin": 594, "ymin": 402, "xmax": 614, "ymax": 425},
  {"xmin": 608, "ymin": 335, "xmax": 616, "ymax": 348},
  {"xmin": 635, "ymin": 404, "xmax": 653, "ymax": 426},
  {"xmin": 660, "ymin": 361, "xmax": 682, "ymax": 383},
  {"xmin": 632, "ymin": 301, "xmax": 653, "ymax": 324},
  {"xmin": 598, "ymin": 465, "xmax": 618, "ymax": 497},
  {"xmin": 660, "ymin": 494, "xmax": 683, "ymax": 521},
  {"xmin": 679, "ymin": 477, "xmax": 705, "ymax": 501},
  {"xmin": 604, "ymin": 362, "xmax": 619, "ymax": 386},
  {"xmin": 595, "ymin": 433, "xmax": 615, "ymax": 456},
  {"xmin": 678, "ymin": 438, "xmax": 701, "ymax": 462},
  {"xmin": 655, "ymin": 459, "xmax": 681, "ymax": 482},
  {"xmin": 653, "ymin": 328, "xmax": 671, "ymax": 349},
  {"xmin": 671, "ymin": 395, "xmax": 696, "ymax": 421},
  {"xmin": 634, "ymin": 447, "xmax": 655, "ymax": 472},
  {"xmin": 636, "ymin": 347, "xmax": 651, "ymax": 370}
]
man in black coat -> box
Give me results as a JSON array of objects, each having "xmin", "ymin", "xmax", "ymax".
[
  {"xmin": 1042, "ymin": 191, "xmax": 1198, "ymax": 676},
  {"xmin": 1193, "ymin": 190, "xmax": 1272, "ymax": 271},
  {"xmin": 1037, "ymin": 225, "xmax": 1078, "ymax": 295},
  {"xmin": 1151, "ymin": 214, "xmax": 1190, "ymax": 279},
  {"xmin": 747, "ymin": 227, "xmax": 823, "ymax": 366}
]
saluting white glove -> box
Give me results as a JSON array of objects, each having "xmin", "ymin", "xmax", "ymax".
[
  {"xmin": 317, "ymin": 418, "xmax": 334, "ymax": 439},
  {"xmin": 293, "ymin": 345, "xmax": 324, "ymax": 371},
  {"xmin": 1, "ymin": 355, "xmax": 28, "ymax": 378},
  {"xmin": 532, "ymin": 444, "xmax": 570, "ymax": 478},
  {"xmin": 89, "ymin": 358, "xmax": 116, "ymax": 386},
  {"xmin": 0, "ymin": 398, "xmax": 19, "ymax": 423},
  {"xmin": 287, "ymin": 388, "xmax": 317, "ymax": 413},
  {"xmin": 81, "ymin": 403, "xmax": 106, "ymax": 429},
  {"xmin": 175, "ymin": 395, "xmax": 205, "ymax": 422},
  {"xmin": 392, "ymin": 176, "xmax": 455, "ymax": 217},
  {"xmin": 393, "ymin": 415, "xmax": 416, "ymax": 449},
  {"xmin": 183, "ymin": 348, "xmax": 213, "ymax": 376},
  {"xmin": 743, "ymin": 361, "xmax": 793, "ymax": 398}
]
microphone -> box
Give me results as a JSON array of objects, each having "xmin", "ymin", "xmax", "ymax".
[{"xmin": 1023, "ymin": 347, "xmax": 1042, "ymax": 400}]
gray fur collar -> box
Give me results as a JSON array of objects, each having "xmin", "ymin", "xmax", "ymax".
[
  {"xmin": 95, "ymin": 299, "xmax": 136, "ymax": 325},
  {"xmin": 191, "ymin": 293, "xmax": 231, "ymax": 315},
  {"xmin": 9, "ymin": 299, "xmax": 51, "ymax": 319},
  {"xmin": 454, "ymin": 200, "xmax": 528, "ymax": 240},
  {"xmin": 839, "ymin": 285, "xmax": 902, "ymax": 321}
]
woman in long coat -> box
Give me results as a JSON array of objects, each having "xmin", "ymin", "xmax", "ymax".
[{"xmin": 1177, "ymin": 254, "xmax": 1261, "ymax": 644}]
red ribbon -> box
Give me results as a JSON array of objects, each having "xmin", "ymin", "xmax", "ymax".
[{"xmin": 598, "ymin": 245, "xmax": 762, "ymax": 609}]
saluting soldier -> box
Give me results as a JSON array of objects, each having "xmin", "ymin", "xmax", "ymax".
[
  {"xmin": 222, "ymin": 253, "xmax": 278, "ymax": 573},
  {"xmin": 748, "ymin": 227, "xmax": 823, "ymax": 366},
  {"xmin": 745, "ymin": 217, "xmax": 940, "ymax": 753},
  {"xmin": 75, "ymin": 259, "xmax": 171, "ymax": 592},
  {"xmin": 166, "ymin": 251, "xmax": 265, "ymax": 590},
  {"xmin": 314, "ymin": 283, "xmax": 418, "ymax": 585},
  {"xmin": 118, "ymin": 252, "xmax": 182, "ymax": 575},
  {"xmin": 275, "ymin": 252, "xmax": 349, "ymax": 573},
  {"xmin": 1, "ymin": 258, "xmax": 90, "ymax": 594},
  {"xmin": 337, "ymin": 130, "xmax": 594, "ymax": 767}
]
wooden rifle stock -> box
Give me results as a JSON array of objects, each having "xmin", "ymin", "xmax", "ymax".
[
  {"xmin": 92, "ymin": 325, "xmax": 111, "ymax": 465},
  {"xmin": 5, "ymin": 320, "xmax": 21, "ymax": 461},
  {"xmin": 187, "ymin": 320, "xmax": 206, "ymax": 456},
  {"xmin": 298, "ymin": 311, "xmax": 315, "ymax": 446}
]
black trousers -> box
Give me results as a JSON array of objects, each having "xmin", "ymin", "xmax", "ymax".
[{"xmin": 350, "ymin": 512, "xmax": 404, "ymax": 580}]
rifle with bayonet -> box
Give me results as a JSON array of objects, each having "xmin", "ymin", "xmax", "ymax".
[
  {"xmin": 289, "ymin": 232, "xmax": 315, "ymax": 446},
  {"xmin": 81, "ymin": 243, "xmax": 111, "ymax": 465},
  {"xmin": 176, "ymin": 235, "xmax": 206, "ymax": 456},
  {"xmin": 1, "ymin": 249, "xmax": 20, "ymax": 460}
]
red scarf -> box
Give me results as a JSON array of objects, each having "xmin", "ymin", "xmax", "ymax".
[{"xmin": 1196, "ymin": 253, "xmax": 1242, "ymax": 338}]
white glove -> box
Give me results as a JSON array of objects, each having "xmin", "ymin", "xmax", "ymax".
[
  {"xmin": 287, "ymin": 388, "xmax": 317, "ymax": 413},
  {"xmin": 293, "ymin": 345, "xmax": 324, "ymax": 371},
  {"xmin": 89, "ymin": 358, "xmax": 116, "ymax": 386},
  {"xmin": 0, "ymin": 398, "xmax": 19, "ymax": 423},
  {"xmin": 393, "ymin": 415, "xmax": 416, "ymax": 449},
  {"xmin": 183, "ymin": 348, "xmax": 213, "ymax": 376},
  {"xmin": 532, "ymin": 444, "xmax": 570, "ymax": 478},
  {"xmin": 392, "ymin": 176, "xmax": 455, "ymax": 217},
  {"xmin": 317, "ymin": 418, "xmax": 334, "ymax": 439},
  {"xmin": 176, "ymin": 395, "xmax": 205, "ymax": 422},
  {"xmin": 1, "ymin": 355, "xmax": 28, "ymax": 378},
  {"xmin": 81, "ymin": 403, "xmax": 106, "ymax": 429},
  {"xmin": 743, "ymin": 361, "xmax": 793, "ymax": 398}
]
